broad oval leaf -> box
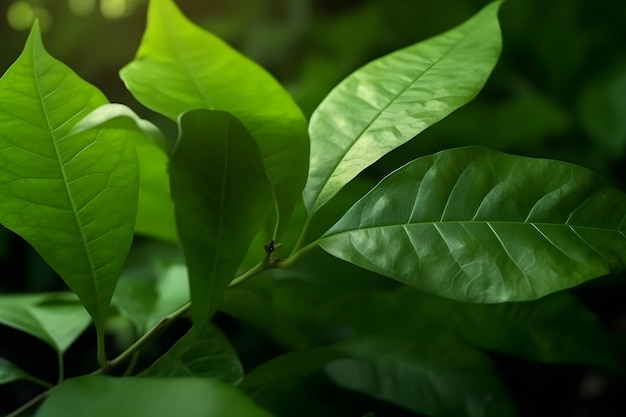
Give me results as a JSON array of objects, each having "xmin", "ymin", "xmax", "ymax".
[
  {"xmin": 145, "ymin": 325, "xmax": 243, "ymax": 385},
  {"xmin": 0, "ymin": 23, "xmax": 139, "ymax": 332},
  {"xmin": 121, "ymin": 0, "xmax": 309, "ymax": 235},
  {"xmin": 320, "ymin": 147, "xmax": 626, "ymax": 302},
  {"xmin": 0, "ymin": 293, "xmax": 91, "ymax": 353},
  {"xmin": 169, "ymin": 109, "xmax": 273, "ymax": 331},
  {"xmin": 326, "ymin": 334, "xmax": 518, "ymax": 417},
  {"xmin": 35, "ymin": 375, "xmax": 275, "ymax": 417},
  {"xmin": 303, "ymin": 1, "xmax": 503, "ymax": 214}
]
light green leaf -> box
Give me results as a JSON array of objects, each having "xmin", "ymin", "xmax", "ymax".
[
  {"xmin": 0, "ymin": 23, "xmax": 139, "ymax": 332},
  {"xmin": 69, "ymin": 103, "xmax": 177, "ymax": 241},
  {"xmin": 320, "ymin": 147, "xmax": 626, "ymax": 302},
  {"xmin": 169, "ymin": 109, "xmax": 273, "ymax": 331},
  {"xmin": 35, "ymin": 376, "xmax": 275, "ymax": 417},
  {"xmin": 69, "ymin": 103, "xmax": 167, "ymax": 152},
  {"xmin": 0, "ymin": 357, "xmax": 51, "ymax": 387},
  {"xmin": 303, "ymin": 1, "xmax": 503, "ymax": 214},
  {"xmin": 121, "ymin": 0, "xmax": 309, "ymax": 235},
  {"xmin": 0, "ymin": 293, "xmax": 91, "ymax": 353},
  {"xmin": 145, "ymin": 325, "xmax": 243, "ymax": 384},
  {"xmin": 414, "ymin": 291, "xmax": 619, "ymax": 369}
]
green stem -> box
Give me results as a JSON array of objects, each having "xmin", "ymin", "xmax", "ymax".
[
  {"xmin": 280, "ymin": 240, "xmax": 320, "ymax": 268},
  {"xmin": 228, "ymin": 260, "xmax": 267, "ymax": 288},
  {"xmin": 96, "ymin": 326, "xmax": 107, "ymax": 368},
  {"xmin": 6, "ymin": 386, "xmax": 56, "ymax": 417},
  {"xmin": 290, "ymin": 214, "xmax": 314, "ymax": 257},
  {"xmin": 57, "ymin": 352, "xmax": 64, "ymax": 384}
]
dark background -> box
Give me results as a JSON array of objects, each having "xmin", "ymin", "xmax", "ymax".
[{"xmin": 1, "ymin": 0, "xmax": 625, "ymax": 416}]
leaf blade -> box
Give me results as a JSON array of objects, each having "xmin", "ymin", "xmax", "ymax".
[
  {"xmin": 121, "ymin": 0, "xmax": 309, "ymax": 234},
  {"xmin": 0, "ymin": 23, "xmax": 138, "ymax": 332},
  {"xmin": 304, "ymin": 1, "xmax": 504, "ymax": 213},
  {"xmin": 169, "ymin": 109, "xmax": 273, "ymax": 331},
  {"xmin": 320, "ymin": 147, "xmax": 626, "ymax": 302}
]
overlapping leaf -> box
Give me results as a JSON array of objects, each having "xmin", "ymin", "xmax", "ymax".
[
  {"xmin": 0, "ymin": 293, "xmax": 91, "ymax": 353},
  {"xmin": 320, "ymin": 147, "xmax": 626, "ymax": 302},
  {"xmin": 0, "ymin": 357, "xmax": 51, "ymax": 387},
  {"xmin": 0, "ymin": 23, "xmax": 139, "ymax": 333},
  {"xmin": 145, "ymin": 325, "xmax": 243, "ymax": 384},
  {"xmin": 303, "ymin": 1, "xmax": 503, "ymax": 214},
  {"xmin": 35, "ymin": 376, "xmax": 274, "ymax": 417},
  {"xmin": 169, "ymin": 109, "xmax": 273, "ymax": 331},
  {"xmin": 121, "ymin": 0, "xmax": 309, "ymax": 234}
]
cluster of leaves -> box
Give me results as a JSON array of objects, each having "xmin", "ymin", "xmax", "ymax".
[{"xmin": 0, "ymin": 0, "xmax": 625, "ymax": 416}]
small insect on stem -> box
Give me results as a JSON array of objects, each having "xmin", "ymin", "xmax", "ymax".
[{"xmin": 264, "ymin": 239, "xmax": 281, "ymax": 255}]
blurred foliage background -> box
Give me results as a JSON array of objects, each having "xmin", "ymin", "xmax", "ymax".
[{"xmin": 1, "ymin": 0, "xmax": 626, "ymax": 416}]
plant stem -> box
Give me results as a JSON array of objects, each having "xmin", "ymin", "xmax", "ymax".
[
  {"xmin": 57, "ymin": 353, "xmax": 64, "ymax": 384},
  {"xmin": 280, "ymin": 240, "xmax": 320, "ymax": 268},
  {"xmin": 6, "ymin": 386, "xmax": 56, "ymax": 417},
  {"xmin": 228, "ymin": 260, "xmax": 267, "ymax": 288},
  {"xmin": 96, "ymin": 326, "xmax": 107, "ymax": 368}
]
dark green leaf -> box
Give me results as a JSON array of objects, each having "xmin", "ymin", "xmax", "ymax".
[
  {"xmin": 303, "ymin": 1, "xmax": 503, "ymax": 214},
  {"xmin": 35, "ymin": 376, "xmax": 274, "ymax": 417},
  {"xmin": 416, "ymin": 291, "xmax": 619, "ymax": 369},
  {"xmin": 145, "ymin": 325, "xmax": 242, "ymax": 384},
  {"xmin": 320, "ymin": 147, "xmax": 626, "ymax": 302},
  {"xmin": 0, "ymin": 293, "xmax": 91, "ymax": 353},
  {"xmin": 0, "ymin": 23, "xmax": 139, "ymax": 332},
  {"xmin": 169, "ymin": 109, "xmax": 273, "ymax": 331},
  {"xmin": 121, "ymin": 0, "xmax": 309, "ymax": 234},
  {"xmin": 241, "ymin": 347, "xmax": 346, "ymax": 398}
]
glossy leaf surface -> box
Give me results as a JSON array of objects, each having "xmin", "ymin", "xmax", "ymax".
[
  {"xmin": 304, "ymin": 1, "xmax": 503, "ymax": 214},
  {"xmin": 0, "ymin": 293, "xmax": 91, "ymax": 352},
  {"xmin": 121, "ymin": 0, "xmax": 309, "ymax": 233},
  {"xmin": 320, "ymin": 147, "xmax": 626, "ymax": 302},
  {"xmin": 0, "ymin": 24, "xmax": 139, "ymax": 330},
  {"xmin": 35, "ymin": 376, "xmax": 274, "ymax": 417},
  {"xmin": 145, "ymin": 325, "xmax": 243, "ymax": 384},
  {"xmin": 169, "ymin": 110, "xmax": 273, "ymax": 331}
]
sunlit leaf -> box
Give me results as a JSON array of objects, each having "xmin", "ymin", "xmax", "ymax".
[
  {"xmin": 320, "ymin": 147, "xmax": 626, "ymax": 302},
  {"xmin": 303, "ymin": 1, "xmax": 503, "ymax": 214},
  {"xmin": 0, "ymin": 293, "xmax": 91, "ymax": 353},
  {"xmin": 121, "ymin": 0, "xmax": 309, "ymax": 235},
  {"xmin": 145, "ymin": 325, "xmax": 243, "ymax": 384},
  {"xmin": 35, "ymin": 376, "xmax": 275, "ymax": 417},
  {"xmin": 169, "ymin": 109, "xmax": 273, "ymax": 331},
  {"xmin": 0, "ymin": 23, "xmax": 139, "ymax": 333}
]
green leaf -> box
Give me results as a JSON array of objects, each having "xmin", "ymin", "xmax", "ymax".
[
  {"xmin": 169, "ymin": 109, "xmax": 273, "ymax": 331},
  {"xmin": 0, "ymin": 357, "xmax": 51, "ymax": 387},
  {"xmin": 415, "ymin": 291, "xmax": 619, "ymax": 369},
  {"xmin": 0, "ymin": 293, "xmax": 91, "ymax": 353},
  {"xmin": 240, "ymin": 347, "xmax": 346, "ymax": 398},
  {"xmin": 112, "ymin": 242, "xmax": 189, "ymax": 334},
  {"xmin": 320, "ymin": 147, "xmax": 626, "ymax": 302},
  {"xmin": 121, "ymin": 0, "xmax": 309, "ymax": 234},
  {"xmin": 145, "ymin": 325, "xmax": 243, "ymax": 384},
  {"xmin": 303, "ymin": 1, "xmax": 503, "ymax": 214},
  {"xmin": 70, "ymin": 103, "xmax": 177, "ymax": 241},
  {"xmin": 35, "ymin": 376, "xmax": 275, "ymax": 417},
  {"xmin": 69, "ymin": 103, "xmax": 167, "ymax": 152},
  {"xmin": 0, "ymin": 23, "xmax": 139, "ymax": 332}
]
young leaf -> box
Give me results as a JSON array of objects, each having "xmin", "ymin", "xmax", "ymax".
[
  {"xmin": 320, "ymin": 147, "xmax": 626, "ymax": 302},
  {"xmin": 70, "ymin": 103, "xmax": 177, "ymax": 241},
  {"xmin": 326, "ymin": 335, "xmax": 518, "ymax": 417},
  {"xmin": 0, "ymin": 23, "xmax": 139, "ymax": 334},
  {"xmin": 0, "ymin": 357, "xmax": 51, "ymax": 387},
  {"xmin": 35, "ymin": 376, "xmax": 275, "ymax": 417},
  {"xmin": 121, "ymin": 0, "xmax": 309, "ymax": 235},
  {"xmin": 169, "ymin": 109, "xmax": 273, "ymax": 331},
  {"xmin": 0, "ymin": 293, "xmax": 91, "ymax": 353},
  {"xmin": 304, "ymin": 1, "xmax": 503, "ymax": 214},
  {"xmin": 145, "ymin": 325, "xmax": 243, "ymax": 385}
]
